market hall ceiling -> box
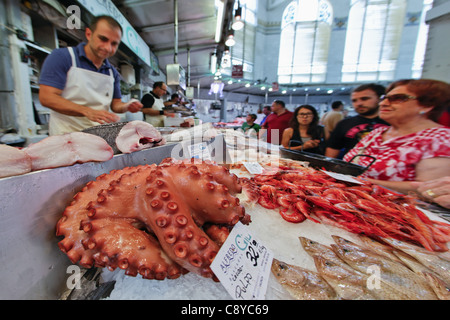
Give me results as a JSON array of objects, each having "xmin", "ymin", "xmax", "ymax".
[
  {"xmin": 111, "ymin": 0, "xmax": 357, "ymax": 97},
  {"xmin": 112, "ymin": 0, "xmax": 232, "ymax": 89}
]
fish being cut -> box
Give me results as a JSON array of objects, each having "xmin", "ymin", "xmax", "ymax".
[
  {"xmin": 271, "ymin": 258, "xmax": 338, "ymax": 300},
  {"xmin": 24, "ymin": 132, "xmax": 113, "ymax": 170},
  {"xmin": 115, "ymin": 120, "xmax": 165, "ymax": 154},
  {"xmin": 0, "ymin": 144, "xmax": 32, "ymax": 178}
]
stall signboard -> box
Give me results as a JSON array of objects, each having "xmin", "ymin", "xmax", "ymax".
[
  {"xmin": 75, "ymin": 0, "xmax": 157, "ymax": 72},
  {"xmin": 232, "ymin": 65, "xmax": 244, "ymax": 78},
  {"xmin": 211, "ymin": 222, "xmax": 273, "ymax": 300},
  {"xmin": 272, "ymin": 81, "xmax": 279, "ymax": 92}
]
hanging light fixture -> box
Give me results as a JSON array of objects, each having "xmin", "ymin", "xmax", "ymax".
[
  {"xmin": 225, "ymin": 30, "xmax": 236, "ymax": 47},
  {"xmin": 232, "ymin": 2, "xmax": 244, "ymax": 31}
]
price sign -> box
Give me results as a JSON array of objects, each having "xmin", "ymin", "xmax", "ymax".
[
  {"xmin": 187, "ymin": 142, "xmax": 211, "ymax": 161},
  {"xmin": 321, "ymin": 170, "xmax": 363, "ymax": 184},
  {"xmin": 243, "ymin": 162, "xmax": 264, "ymax": 175},
  {"xmin": 210, "ymin": 222, "xmax": 273, "ymax": 300}
]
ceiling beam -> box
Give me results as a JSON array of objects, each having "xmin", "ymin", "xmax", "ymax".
[
  {"xmin": 120, "ymin": 0, "xmax": 167, "ymax": 8},
  {"xmin": 140, "ymin": 16, "xmax": 216, "ymax": 33},
  {"xmin": 151, "ymin": 37, "xmax": 216, "ymax": 53}
]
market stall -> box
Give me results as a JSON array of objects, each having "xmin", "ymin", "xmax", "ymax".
[{"xmin": 0, "ymin": 127, "xmax": 449, "ymax": 300}]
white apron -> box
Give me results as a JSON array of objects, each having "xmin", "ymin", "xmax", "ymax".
[
  {"xmin": 144, "ymin": 92, "xmax": 165, "ymax": 127},
  {"xmin": 49, "ymin": 47, "xmax": 114, "ymax": 135}
]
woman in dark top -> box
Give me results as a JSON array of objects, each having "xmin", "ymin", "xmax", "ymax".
[{"xmin": 281, "ymin": 105, "xmax": 326, "ymax": 154}]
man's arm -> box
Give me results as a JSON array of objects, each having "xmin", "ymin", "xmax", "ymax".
[
  {"xmin": 140, "ymin": 94, "xmax": 174, "ymax": 117},
  {"xmin": 39, "ymin": 84, "xmax": 120, "ymax": 124}
]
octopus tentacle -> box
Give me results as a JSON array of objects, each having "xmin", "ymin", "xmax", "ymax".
[
  {"xmin": 56, "ymin": 165, "xmax": 151, "ymax": 267},
  {"xmin": 204, "ymin": 224, "xmax": 231, "ymax": 247},
  {"xmin": 80, "ymin": 217, "xmax": 185, "ymax": 280},
  {"xmin": 160, "ymin": 157, "xmax": 242, "ymax": 194},
  {"xmin": 161, "ymin": 162, "xmax": 249, "ymax": 225},
  {"xmin": 85, "ymin": 166, "xmax": 222, "ymax": 277},
  {"xmin": 56, "ymin": 158, "xmax": 249, "ymax": 281}
]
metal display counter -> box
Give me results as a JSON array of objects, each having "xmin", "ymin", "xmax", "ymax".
[{"xmin": 0, "ymin": 135, "xmax": 227, "ymax": 299}]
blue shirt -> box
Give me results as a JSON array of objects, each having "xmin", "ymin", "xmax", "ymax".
[{"xmin": 39, "ymin": 43, "xmax": 122, "ymax": 99}]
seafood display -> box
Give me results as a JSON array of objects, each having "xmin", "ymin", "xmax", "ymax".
[
  {"xmin": 24, "ymin": 132, "xmax": 113, "ymax": 171},
  {"xmin": 0, "ymin": 144, "xmax": 32, "ymax": 178},
  {"xmin": 271, "ymin": 258, "xmax": 338, "ymax": 300},
  {"xmin": 272, "ymin": 235, "xmax": 450, "ymax": 300},
  {"xmin": 0, "ymin": 132, "xmax": 114, "ymax": 179},
  {"xmin": 242, "ymin": 164, "xmax": 450, "ymax": 252},
  {"xmin": 115, "ymin": 121, "xmax": 165, "ymax": 153},
  {"xmin": 56, "ymin": 158, "xmax": 250, "ymax": 281}
]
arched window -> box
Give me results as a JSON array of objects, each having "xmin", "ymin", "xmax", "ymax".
[
  {"xmin": 411, "ymin": 0, "xmax": 433, "ymax": 78},
  {"xmin": 277, "ymin": 0, "xmax": 333, "ymax": 84},
  {"xmin": 341, "ymin": 0, "xmax": 407, "ymax": 82}
]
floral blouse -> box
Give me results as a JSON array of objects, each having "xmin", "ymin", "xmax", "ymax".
[{"xmin": 343, "ymin": 126, "xmax": 450, "ymax": 181}]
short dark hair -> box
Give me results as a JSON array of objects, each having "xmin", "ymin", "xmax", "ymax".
[
  {"xmin": 353, "ymin": 83, "xmax": 385, "ymax": 98},
  {"xmin": 153, "ymin": 81, "xmax": 165, "ymax": 89},
  {"xmin": 89, "ymin": 15, "xmax": 123, "ymax": 35},
  {"xmin": 331, "ymin": 101, "xmax": 343, "ymax": 109},
  {"xmin": 273, "ymin": 100, "xmax": 285, "ymax": 108},
  {"xmin": 248, "ymin": 114, "xmax": 257, "ymax": 121}
]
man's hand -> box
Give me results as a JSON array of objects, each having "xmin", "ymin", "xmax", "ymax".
[
  {"xmin": 164, "ymin": 111, "xmax": 176, "ymax": 118},
  {"xmin": 124, "ymin": 99, "xmax": 143, "ymax": 113},
  {"xmin": 83, "ymin": 108, "xmax": 120, "ymax": 124}
]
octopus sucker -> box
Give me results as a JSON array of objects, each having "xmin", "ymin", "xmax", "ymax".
[
  {"xmin": 173, "ymin": 243, "xmax": 189, "ymax": 258},
  {"xmin": 55, "ymin": 158, "xmax": 250, "ymax": 281}
]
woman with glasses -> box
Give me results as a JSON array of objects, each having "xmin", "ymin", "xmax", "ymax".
[
  {"xmin": 343, "ymin": 79, "xmax": 450, "ymax": 195},
  {"xmin": 281, "ymin": 105, "xmax": 326, "ymax": 155}
]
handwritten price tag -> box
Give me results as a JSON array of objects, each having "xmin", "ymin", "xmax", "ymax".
[
  {"xmin": 242, "ymin": 162, "xmax": 264, "ymax": 175},
  {"xmin": 321, "ymin": 170, "xmax": 363, "ymax": 184},
  {"xmin": 210, "ymin": 222, "xmax": 273, "ymax": 300}
]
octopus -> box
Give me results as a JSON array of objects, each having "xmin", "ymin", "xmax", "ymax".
[{"xmin": 56, "ymin": 158, "xmax": 250, "ymax": 281}]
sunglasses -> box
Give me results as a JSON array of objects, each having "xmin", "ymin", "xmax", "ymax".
[{"xmin": 380, "ymin": 94, "xmax": 418, "ymax": 103}]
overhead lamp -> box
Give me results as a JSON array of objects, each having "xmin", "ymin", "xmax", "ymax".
[
  {"xmin": 210, "ymin": 53, "xmax": 217, "ymax": 74},
  {"xmin": 232, "ymin": 5, "xmax": 244, "ymax": 31},
  {"xmin": 225, "ymin": 31, "xmax": 236, "ymax": 47},
  {"xmin": 209, "ymin": 80, "xmax": 224, "ymax": 97},
  {"xmin": 215, "ymin": 0, "xmax": 224, "ymax": 43}
]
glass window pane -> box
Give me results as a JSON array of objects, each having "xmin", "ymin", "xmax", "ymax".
[
  {"xmin": 341, "ymin": 0, "xmax": 406, "ymax": 82},
  {"xmin": 278, "ymin": 0, "xmax": 332, "ymax": 84}
]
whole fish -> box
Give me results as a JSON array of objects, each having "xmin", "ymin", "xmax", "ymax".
[
  {"xmin": 382, "ymin": 237, "xmax": 450, "ymax": 286},
  {"xmin": 299, "ymin": 237, "xmax": 345, "ymax": 265},
  {"xmin": 357, "ymin": 235, "xmax": 404, "ymax": 264},
  {"xmin": 331, "ymin": 236, "xmax": 438, "ymax": 300},
  {"xmin": 301, "ymin": 236, "xmax": 410, "ymax": 299},
  {"xmin": 271, "ymin": 259, "xmax": 338, "ymax": 300},
  {"xmin": 314, "ymin": 256, "xmax": 406, "ymax": 300},
  {"xmin": 423, "ymin": 272, "xmax": 450, "ymax": 300}
]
